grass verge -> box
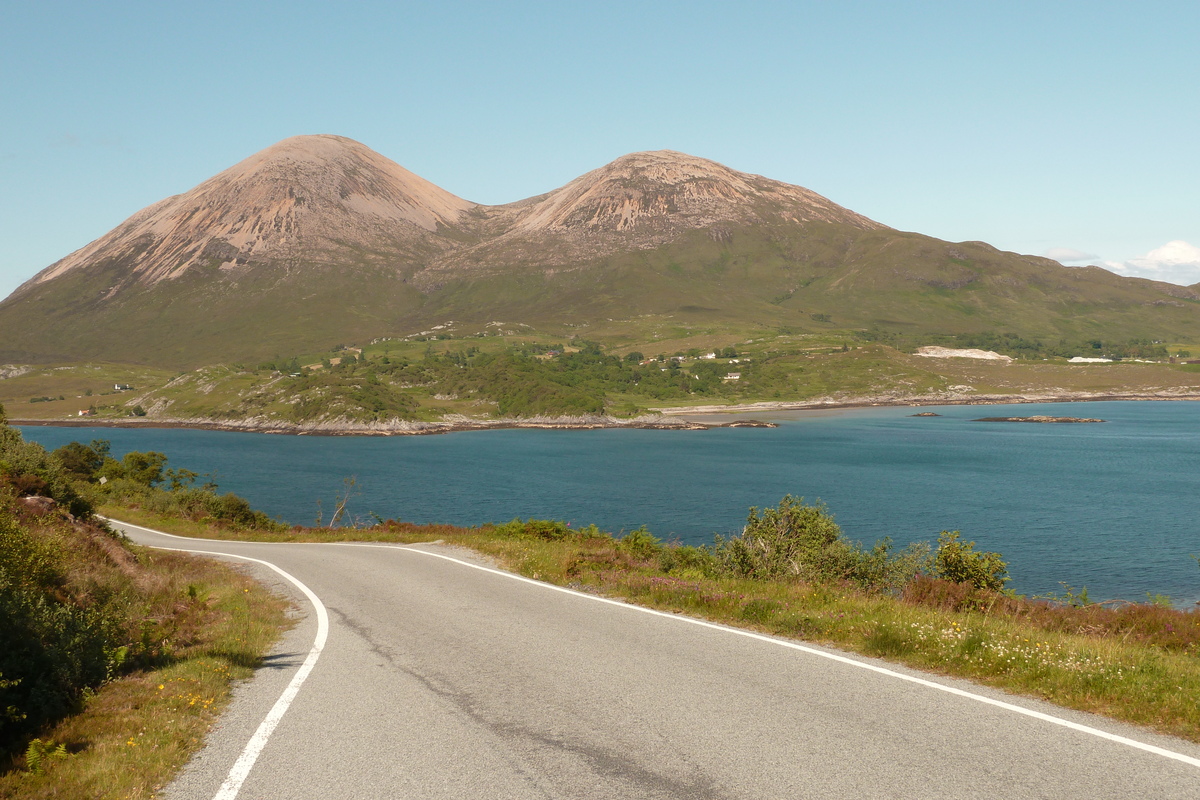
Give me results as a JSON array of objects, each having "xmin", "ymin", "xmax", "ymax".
[
  {"xmin": 102, "ymin": 508, "xmax": 1200, "ymax": 745},
  {"xmin": 0, "ymin": 546, "xmax": 288, "ymax": 799}
]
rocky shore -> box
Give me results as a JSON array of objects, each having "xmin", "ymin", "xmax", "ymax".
[
  {"xmin": 11, "ymin": 388, "xmax": 1198, "ymax": 435},
  {"xmin": 10, "ymin": 413, "xmax": 777, "ymax": 436},
  {"xmin": 973, "ymin": 416, "xmax": 1106, "ymax": 423},
  {"xmin": 651, "ymin": 388, "xmax": 1200, "ymax": 417}
]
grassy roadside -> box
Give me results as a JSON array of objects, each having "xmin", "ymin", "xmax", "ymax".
[
  {"xmin": 9, "ymin": 403, "xmax": 1196, "ymax": 798},
  {"xmin": 0, "ymin": 543, "xmax": 287, "ymax": 800},
  {"xmin": 0, "ymin": 414, "xmax": 293, "ymax": 800},
  {"xmin": 106, "ymin": 506, "xmax": 1200, "ymax": 745}
]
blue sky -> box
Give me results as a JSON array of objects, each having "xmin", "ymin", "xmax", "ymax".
[{"xmin": 2, "ymin": 1, "xmax": 1198, "ymax": 299}]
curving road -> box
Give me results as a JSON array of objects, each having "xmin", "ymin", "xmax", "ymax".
[{"xmin": 112, "ymin": 520, "xmax": 1200, "ymax": 799}]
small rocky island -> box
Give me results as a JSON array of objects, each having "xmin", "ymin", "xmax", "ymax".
[
  {"xmin": 973, "ymin": 415, "xmax": 1106, "ymax": 423},
  {"xmin": 910, "ymin": 412, "xmax": 941, "ymax": 417}
]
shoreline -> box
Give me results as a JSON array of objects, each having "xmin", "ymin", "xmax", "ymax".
[
  {"xmin": 11, "ymin": 389, "xmax": 1200, "ymax": 436},
  {"xmin": 9, "ymin": 414, "xmax": 718, "ymax": 437},
  {"xmin": 650, "ymin": 389, "xmax": 1200, "ymax": 417}
]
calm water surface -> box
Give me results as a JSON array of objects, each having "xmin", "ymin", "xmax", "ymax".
[{"xmin": 18, "ymin": 401, "xmax": 1200, "ymax": 605}]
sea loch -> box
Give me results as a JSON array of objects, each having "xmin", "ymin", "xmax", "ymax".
[{"xmin": 19, "ymin": 400, "xmax": 1200, "ymax": 606}]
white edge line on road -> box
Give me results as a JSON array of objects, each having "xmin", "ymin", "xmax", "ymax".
[
  {"xmin": 102, "ymin": 519, "xmax": 329, "ymax": 800},
  {"xmin": 103, "ymin": 520, "xmax": 1200, "ymax": 772},
  {"xmin": 333, "ymin": 540, "xmax": 1200, "ymax": 771}
]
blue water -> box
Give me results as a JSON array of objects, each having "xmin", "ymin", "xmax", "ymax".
[{"xmin": 18, "ymin": 401, "xmax": 1200, "ymax": 605}]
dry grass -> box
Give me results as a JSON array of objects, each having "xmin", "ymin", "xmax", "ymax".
[
  {"xmin": 71, "ymin": 508, "xmax": 1200, "ymax": 769},
  {"xmin": 324, "ymin": 520, "xmax": 1200, "ymax": 742},
  {"xmin": 0, "ymin": 548, "xmax": 287, "ymax": 800}
]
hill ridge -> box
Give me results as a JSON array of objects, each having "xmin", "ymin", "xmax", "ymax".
[{"xmin": 1, "ymin": 135, "xmax": 1197, "ymax": 368}]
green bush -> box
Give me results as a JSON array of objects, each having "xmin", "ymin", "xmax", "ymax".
[
  {"xmin": 932, "ymin": 531, "xmax": 1009, "ymax": 591},
  {"xmin": 715, "ymin": 496, "xmax": 862, "ymax": 583},
  {"xmin": 49, "ymin": 440, "xmax": 281, "ymax": 533},
  {"xmin": 154, "ymin": 489, "xmax": 278, "ymax": 530},
  {"xmin": 855, "ymin": 537, "xmax": 933, "ymax": 592},
  {"xmin": 659, "ymin": 544, "xmax": 720, "ymax": 579},
  {"xmin": 101, "ymin": 483, "xmax": 282, "ymax": 532},
  {"xmin": 712, "ymin": 496, "xmax": 935, "ymax": 592},
  {"xmin": 50, "ymin": 440, "xmax": 111, "ymax": 481},
  {"xmin": 0, "ymin": 422, "xmax": 91, "ymax": 518},
  {"xmin": 492, "ymin": 518, "xmax": 602, "ymax": 541},
  {"xmin": 617, "ymin": 526, "xmax": 662, "ymax": 560},
  {"xmin": 96, "ymin": 451, "xmax": 167, "ymax": 487},
  {"xmin": 0, "ymin": 513, "xmax": 128, "ymax": 754}
]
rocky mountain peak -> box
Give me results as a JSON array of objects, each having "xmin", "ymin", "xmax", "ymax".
[
  {"xmin": 208, "ymin": 134, "xmax": 475, "ymax": 232},
  {"xmin": 509, "ymin": 149, "xmax": 885, "ymax": 236},
  {"xmin": 26, "ymin": 134, "xmax": 475, "ymax": 291}
]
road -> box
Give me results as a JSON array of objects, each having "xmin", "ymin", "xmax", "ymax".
[{"xmin": 113, "ymin": 520, "xmax": 1200, "ymax": 799}]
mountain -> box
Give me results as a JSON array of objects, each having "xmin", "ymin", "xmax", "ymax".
[
  {"xmin": 409, "ymin": 150, "xmax": 885, "ymax": 290},
  {"xmin": 0, "ymin": 135, "xmax": 476, "ymax": 365},
  {"xmin": 1, "ymin": 135, "xmax": 1197, "ymax": 367},
  {"xmin": 31, "ymin": 135, "xmax": 473, "ymax": 289}
]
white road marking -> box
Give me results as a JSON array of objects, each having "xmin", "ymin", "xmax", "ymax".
[
  {"xmin": 106, "ymin": 519, "xmax": 1200, "ymax": 781},
  {"xmin": 103, "ymin": 520, "xmax": 329, "ymax": 800},
  {"xmin": 333, "ymin": 541, "xmax": 1200, "ymax": 771}
]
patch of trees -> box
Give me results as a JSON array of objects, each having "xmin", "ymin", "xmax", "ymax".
[
  {"xmin": 49, "ymin": 439, "xmax": 281, "ymax": 533},
  {"xmin": 391, "ymin": 340, "xmax": 753, "ymax": 415},
  {"xmin": 271, "ymin": 340, "xmax": 759, "ymax": 418}
]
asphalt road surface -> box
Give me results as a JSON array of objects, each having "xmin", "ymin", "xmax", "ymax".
[{"xmin": 112, "ymin": 520, "xmax": 1200, "ymax": 799}]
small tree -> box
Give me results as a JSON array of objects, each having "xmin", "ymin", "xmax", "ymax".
[
  {"xmin": 117, "ymin": 451, "xmax": 168, "ymax": 487},
  {"xmin": 165, "ymin": 467, "xmax": 198, "ymax": 490},
  {"xmin": 328, "ymin": 476, "xmax": 357, "ymax": 527},
  {"xmin": 51, "ymin": 440, "xmax": 110, "ymax": 481}
]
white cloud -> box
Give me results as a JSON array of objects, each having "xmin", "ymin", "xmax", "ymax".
[
  {"xmin": 1101, "ymin": 241, "xmax": 1200, "ymax": 286},
  {"xmin": 1044, "ymin": 247, "xmax": 1098, "ymax": 263}
]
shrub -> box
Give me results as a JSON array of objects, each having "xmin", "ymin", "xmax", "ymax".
[
  {"xmin": 714, "ymin": 496, "xmax": 863, "ymax": 583},
  {"xmin": 659, "ymin": 545, "xmax": 720, "ymax": 579},
  {"xmin": 50, "ymin": 440, "xmax": 111, "ymax": 481},
  {"xmin": 848, "ymin": 536, "xmax": 933, "ymax": 591},
  {"xmin": 617, "ymin": 526, "xmax": 662, "ymax": 560},
  {"xmin": 492, "ymin": 518, "xmax": 603, "ymax": 542},
  {"xmin": 932, "ymin": 530, "xmax": 1009, "ymax": 591},
  {"xmin": 0, "ymin": 423, "xmax": 91, "ymax": 518},
  {"xmin": 710, "ymin": 496, "xmax": 940, "ymax": 593},
  {"xmin": 0, "ymin": 513, "xmax": 128, "ymax": 753},
  {"xmin": 494, "ymin": 518, "xmax": 574, "ymax": 541},
  {"xmin": 72, "ymin": 443, "xmax": 281, "ymax": 532},
  {"xmin": 109, "ymin": 484, "xmax": 281, "ymax": 532},
  {"xmin": 117, "ymin": 451, "xmax": 168, "ymax": 487},
  {"xmin": 902, "ymin": 573, "xmax": 981, "ymax": 611}
]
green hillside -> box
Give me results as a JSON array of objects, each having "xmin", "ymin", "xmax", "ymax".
[
  {"xmin": 2, "ymin": 137, "xmax": 1197, "ymax": 424},
  {"xmin": 3, "ymin": 221, "xmax": 1198, "ymax": 370}
]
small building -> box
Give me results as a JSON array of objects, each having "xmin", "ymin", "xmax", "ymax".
[{"xmin": 723, "ymin": 372, "xmax": 741, "ymax": 381}]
